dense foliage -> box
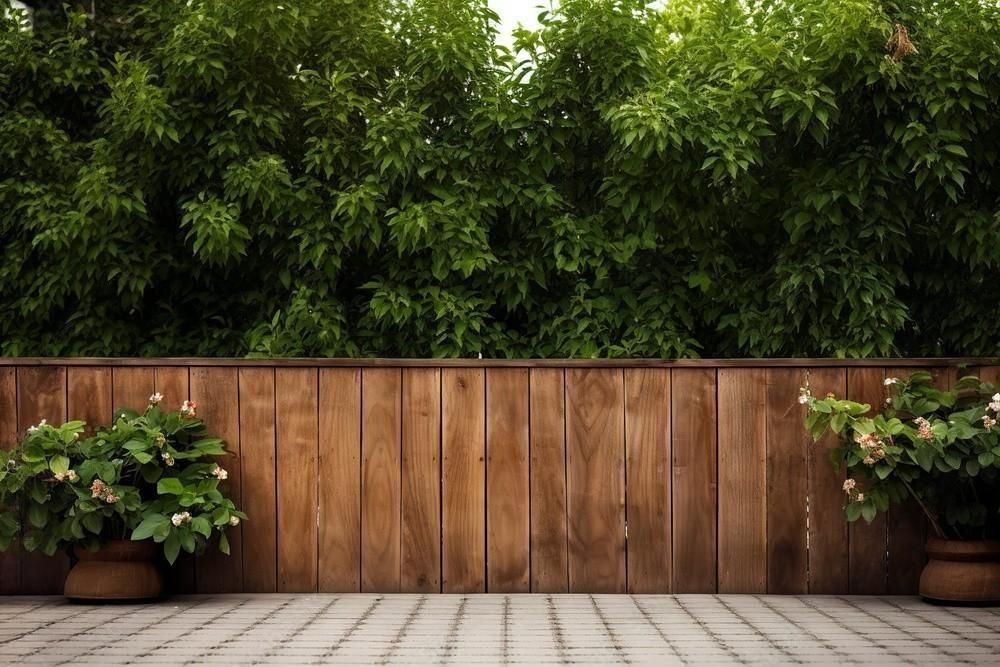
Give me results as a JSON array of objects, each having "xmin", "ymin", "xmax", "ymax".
[
  {"xmin": 805, "ymin": 372, "xmax": 1000, "ymax": 539},
  {"xmin": 2, "ymin": 0, "xmax": 999, "ymax": 358},
  {"xmin": 0, "ymin": 397, "xmax": 244, "ymax": 563}
]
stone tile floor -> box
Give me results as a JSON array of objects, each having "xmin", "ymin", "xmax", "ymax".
[{"xmin": 0, "ymin": 594, "xmax": 998, "ymax": 665}]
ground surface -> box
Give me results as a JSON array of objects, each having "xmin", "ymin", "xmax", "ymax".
[{"xmin": 0, "ymin": 594, "xmax": 998, "ymax": 665}]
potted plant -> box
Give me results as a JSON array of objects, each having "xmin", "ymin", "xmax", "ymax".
[
  {"xmin": 803, "ymin": 371, "xmax": 1000, "ymax": 603},
  {"xmin": 0, "ymin": 394, "xmax": 245, "ymax": 601}
]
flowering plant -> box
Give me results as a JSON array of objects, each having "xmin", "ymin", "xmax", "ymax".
[
  {"xmin": 803, "ymin": 372, "xmax": 1000, "ymax": 540},
  {"xmin": 0, "ymin": 396, "xmax": 245, "ymax": 563}
]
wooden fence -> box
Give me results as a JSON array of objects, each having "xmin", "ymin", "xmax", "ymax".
[{"xmin": 1, "ymin": 358, "xmax": 998, "ymax": 596}]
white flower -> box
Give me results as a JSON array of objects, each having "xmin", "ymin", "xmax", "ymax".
[
  {"xmin": 161, "ymin": 451, "xmax": 175, "ymax": 466},
  {"xmin": 885, "ymin": 397, "xmax": 892, "ymax": 405},
  {"xmin": 171, "ymin": 512, "xmax": 192, "ymax": 527},
  {"xmin": 180, "ymin": 400, "xmax": 197, "ymax": 417},
  {"xmin": 229, "ymin": 516, "xmax": 240, "ymax": 527},
  {"xmin": 212, "ymin": 466, "xmax": 228, "ymax": 480},
  {"xmin": 149, "ymin": 392, "xmax": 164, "ymax": 405},
  {"xmin": 856, "ymin": 493, "xmax": 865, "ymax": 502},
  {"xmin": 842, "ymin": 478, "xmax": 857, "ymax": 493},
  {"xmin": 884, "ymin": 377, "xmax": 899, "ymax": 386}
]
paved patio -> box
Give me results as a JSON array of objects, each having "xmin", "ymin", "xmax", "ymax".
[{"xmin": 0, "ymin": 594, "xmax": 998, "ymax": 665}]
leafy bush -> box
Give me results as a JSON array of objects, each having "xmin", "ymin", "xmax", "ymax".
[
  {"xmin": 805, "ymin": 372, "xmax": 1000, "ymax": 539},
  {"xmin": 2, "ymin": 0, "xmax": 999, "ymax": 358},
  {"xmin": 0, "ymin": 397, "xmax": 244, "ymax": 563}
]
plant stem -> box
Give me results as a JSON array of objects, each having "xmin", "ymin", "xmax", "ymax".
[{"xmin": 900, "ymin": 477, "xmax": 948, "ymax": 539}]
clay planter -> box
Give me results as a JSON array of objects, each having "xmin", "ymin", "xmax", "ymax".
[
  {"xmin": 919, "ymin": 538, "xmax": 1000, "ymax": 604},
  {"xmin": 64, "ymin": 540, "xmax": 165, "ymax": 602}
]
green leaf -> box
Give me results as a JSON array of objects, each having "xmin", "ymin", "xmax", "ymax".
[
  {"xmin": 157, "ymin": 478, "xmax": 185, "ymax": 495},
  {"xmin": 49, "ymin": 455, "xmax": 70, "ymax": 474},
  {"xmin": 164, "ymin": 533, "xmax": 181, "ymax": 564}
]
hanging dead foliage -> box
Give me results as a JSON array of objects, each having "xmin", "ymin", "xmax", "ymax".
[{"xmin": 886, "ymin": 21, "xmax": 918, "ymax": 61}]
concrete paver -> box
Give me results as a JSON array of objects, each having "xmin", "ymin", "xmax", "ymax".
[{"xmin": 0, "ymin": 594, "xmax": 998, "ymax": 665}]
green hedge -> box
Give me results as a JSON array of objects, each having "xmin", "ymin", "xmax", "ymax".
[{"xmin": 2, "ymin": 0, "xmax": 998, "ymax": 357}]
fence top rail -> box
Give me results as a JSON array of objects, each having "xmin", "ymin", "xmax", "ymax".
[{"xmin": 0, "ymin": 357, "xmax": 998, "ymax": 369}]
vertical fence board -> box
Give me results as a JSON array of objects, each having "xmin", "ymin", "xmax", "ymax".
[
  {"xmin": 361, "ymin": 368, "xmax": 402, "ymax": 592},
  {"xmin": 67, "ymin": 368, "xmax": 112, "ymax": 434},
  {"xmin": 671, "ymin": 368, "xmax": 718, "ymax": 593},
  {"xmin": 971, "ymin": 366, "xmax": 1000, "ymax": 384},
  {"xmin": 486, "ymin": 368, "xmax": 530, "ymax": 593},
  {"xmin": 319, "ymin": 368, "xmax": 362, "ymax": 593},
  {"xmin": 529, "ymin": 368, "xmax": 568, "ymax": 593},
  {"xmin": 765, "ymin": 368, "xmax": 809, "ymax": 594},
  {"xmin": 154, "ymin": 367, "xmax": 195, "ymax": 593},
  {"xmin": 718, "ymin": 368, "xmax": 767, "ymax": 593},
  {"xmin": 191, "ymin": 368, "xmax": 242, "ymax": 592},
  {"xmin": 16, "ymin": 367, "xmax": 68, "ymax": 594},
  {"xmin": 0, "ymin": 369, "xmax": 18, "ymax": 594},
  {"xmin": 883, "ymin": 366, "xmax": 938, "ymax": 594},
  {"xmin": 624, "ymin": 368, "xmax": 671, "ymax": 593},
  {"xmin": 846, "ymin": 367, "xmax": 888, "ymax": 594},
  {"xmin": 111, "ymin": 367, "xmax": 155, "ymax": 412},
  {"xmin": 442, "ymin": 368, "xmax": 486, "ymax": 593},
  {"xmin": 807, "ymin": 367, "xmax": 849, "ymax": 593},
  {"xmin": 566, "ymin": 368, "xmax": 625, "ymax": 593},
  {"xmin": 275, "ymin": 368, "xmax": 319, "ymax": 592},
  {"xmin": 401, "ymin": 368, "xmax": 441, "ymax": 593},
  {"xmin": 239, "ymin": 368, "xmax": 278, "ymax": 593}
]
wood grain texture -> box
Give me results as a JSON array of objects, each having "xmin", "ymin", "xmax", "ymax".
[
  {"xmin": 765, "ymin": 368, "xmax": 809, "ymax": 594},
  {"xmin": 846, "ymin": 367, "xmax": 888, "ymax": 594},
  {"xmin": 16, "ymin": 367, "xmax": 68, "ymax": 594},
  {"xmin": 319, "ymin": 368, "xmax": 362, "ymax": 593},
  {"xmin": 671, "ymin": 368, "xmax": 718, "ymax": 593},
  {"xmin": 191, "ymin": 367, "xmax": 242, "ymax": 593},
  {"xmin": 529, "ymin": 368, "xmax": 568, "ymax": 592},
  {"xmin": 239, "ymin": 368, "xmax": 278, "ymax": 593},
  {"xmin": 566, "ymin": 368, "xmax": 625, "ymax": 593},
  {"xmin": 275, "ymin": 368, "xmax": 319, "ymax": 592},
  {"xmin": 155, "ymin": 367, "xmax": 195, "ymax": 593},
  {"xmin": 718, "ymin": 368, "xmax": 767, "ymax": 593},
  {"xmin": 486, "ymin": 368, "xmax": 530, "ymax": 593},
  {"xmin": 67, "ymin": 367, "xmax": 112, "ymax": 435},
  {"xmin": 401, "ymin": 368, "xmax": 441, "ymax": 593},
  {"xmin": 0, "ymin": 369, "xmax": 19, "ymax": 594},
  {"xmin": 361, "ymin": 368, "xmax": 402, "ymax": 592},
  {"xmin": 883, "ymin": 366, "xmax": 937, "ymax": 594},
  {"xmin": 2, "ymin": 357, "xmax": 994, "ymax": 369},
  {"xmin": 442, "ymin": 368, "xmax": 486, "ymax": 593},
  {"xmin": 154, "ymin": 367, "xmax": 190, "ymax": 409},
  {"xmin": 624, "ymin": 368, "xmax": 671, "ymax": 593},
  {"xmin": 111, "ymin": 367, "xmax": 154, "ymax": 412},
  {"xmin": 806, "ymin": 367, "xmax": 849, "ymax": 593}
]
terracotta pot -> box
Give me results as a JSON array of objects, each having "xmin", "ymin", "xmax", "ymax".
[
  {"xmin": 919, "ymin": 538, "xmax": 1000, "ymax": 604},
  {"xmin": 64, "ymin": 540, "xmax": 165, "ymax": 602}
]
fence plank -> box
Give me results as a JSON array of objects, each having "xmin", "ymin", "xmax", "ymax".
[
  {"xmin": 155, "ymin": 367, "xmax": 190, "ymax": 409},
  {"xmin": 111, "ymin": 367, "xmax": 154, "ymax": 412},
  {"xmin": 882, "ymin": 366, "xmax": 941, "ymax": 594},
  {"xmin": 566, "ymin": 368, "xmax": 625, "ymax": 593},
  {"xmin": 529, "ymin": 368, "xmax": 568, "ymax": 593},
  {"xmin": 67, "ymin": 368, "xmax": 112, "ymax": 435},
  {"xmin": 0, "ymin": 368, "xmax": 18, "ymax": 594},
  {"xmin": 239, "ymin": 368, "xmax": 278, "ymax": 593},
  {"xmin": 401, "ymin": 368, "xmax": 441, "ymax": 593},
  {"xmin": 154, "ymin": 367, "xmax": 196, "ymax": 593},
  {"xmin": 191, "ymin": 367, "xmax": 242, "ymax": 592},
  {"xmin": 671, "ymin": 368, "xmax": 718, "ymax": 593},
  {"xmin": 486, "ymin": 368, "xmax": 530, "ymax": 593},
  {"xmin": 361, "ymin": 368, "xmax": 402, "ymax": 592},
  {"xmin": 275, "ymin": 368, "xmax": 319, "ymax": 592},
  {"xmin": 765, "ymin": 368, "xmax": 809, "ymax": 594},
  {"xmin": 846, "ymin": 367, "xmax": 888, "ymax": 594},
  {"xmin": 319, "ymin": 368, "xmax": 362, "ymax": 592},
  {"xmin": 442, "ymin": 368, "xmax": 486, "ymax": 593},
  {"xmin": 624, "ymin": 368, "xmax": 671, "ymax": 593},
  {"xmin": 807, "ymin": 367, "xmax": 849, "ymax": 593},
  {"xmin": 718, "ymin": 368, "xmax": 767, "ymax": 593},
  {"xmin": 16, "ymin": 367, "xmax": 68, "ymax": 594}
]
